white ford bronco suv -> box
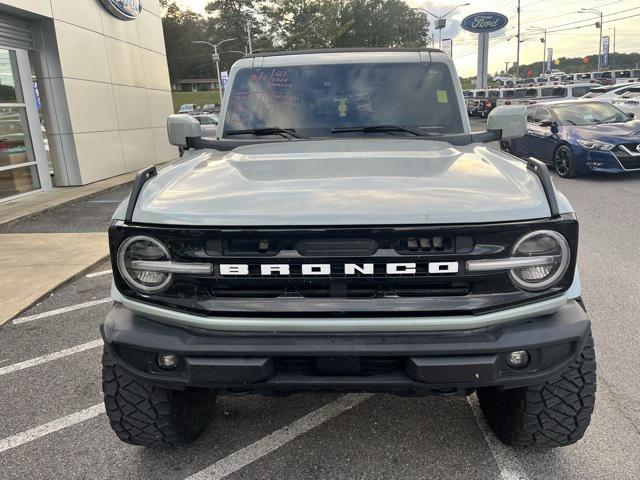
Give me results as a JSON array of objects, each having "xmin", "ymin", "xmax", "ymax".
[{"xmin": 102, "ymin": 49, "xmax": 595, "ymax": 448}]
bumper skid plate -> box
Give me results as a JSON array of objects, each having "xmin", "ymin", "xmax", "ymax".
[{"xmin": 102, "ymin": 300, "xmax": 590, "ymax": 394}]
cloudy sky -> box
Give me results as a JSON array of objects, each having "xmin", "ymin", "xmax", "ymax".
[{"xmin": 175, "ymin": 0, "xmax": 640, "ymax": 76}]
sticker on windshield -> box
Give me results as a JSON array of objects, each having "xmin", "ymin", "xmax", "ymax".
[
  {"xmin": 436, "ymin": 90, "xmax": 449, "ymax": 103},
  {"xmin": 334, "ymin": 97, "xmax": 348, "ymax": 117}
]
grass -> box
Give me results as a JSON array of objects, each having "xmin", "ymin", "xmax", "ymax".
[{"xmin": 171, "ymin": 91, "xmax": 221, "ymax": 113}]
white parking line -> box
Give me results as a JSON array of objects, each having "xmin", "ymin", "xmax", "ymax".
[
  {"xmin": 466, "ymin": 395, "xmax": 530, "ymax": 480},
  {"xmin": 0, "ymin": 404, "xmax": 105, "ymax": 454},
  {"xmin": 86, "ymin": 269, "xmax": 112, "ymax": 278},
  {"xmin": 0, "ymin": 339, "xmax": 103, "ymax": 376},
  {"xmin": 188, "ymin": 393, "xmax": 373, "ymax": 480},
  {"xmin": 12, "ymin": 298, "xmax": 111, "ymax": 325}
]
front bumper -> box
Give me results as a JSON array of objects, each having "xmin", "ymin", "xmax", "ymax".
[{"xmin": 102, "ymin": 300, "xmax": 590, "ymax": 395}]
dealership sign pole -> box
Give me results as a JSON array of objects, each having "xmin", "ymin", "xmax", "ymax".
[{"xmin": 461, "ymin": 12, "xmax": 508, "ymax": 89}]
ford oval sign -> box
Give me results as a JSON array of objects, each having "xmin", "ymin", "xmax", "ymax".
[
  {"xmin": 100, "ymin": 0, "xmax": 143, "ymax": 21},
  {"xmin": 461, "ymin": 12, "xmax": 508, "ymax": 33}
]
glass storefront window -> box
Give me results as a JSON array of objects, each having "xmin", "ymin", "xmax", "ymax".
[
  {"xmin": 0, "ymin": 107, "xmax": 34, "ymax": 168},
  {"xmin": 0, "ymin": 164, "xmax": 40, "ymax": 200},
  {"xmin": 0, "ymin": 49, "xmax": 23, "ymax": 103},
  {"xmin": 0, "ymin": 48, "xmax": 41, "ymax": 200}
]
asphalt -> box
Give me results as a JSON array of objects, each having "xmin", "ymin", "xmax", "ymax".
[{"xmin": 1, "ymin": 121, "xmax": 639, "ymax": 479}]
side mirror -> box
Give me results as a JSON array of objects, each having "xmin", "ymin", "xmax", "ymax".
[
  {"xmin": 487, "ymin": 105, "xmax": 527, "ymax": 139},
  {"xmin": 538, "ymin": 119, "xmax": 555, "ymax": 127},
  {"xmin": 628, "ymin": 112, "xmax": 635, "ymax": 119},
  {"xmin": 167, "ymin": 114, "xmax": 202, "ymax": 147}
]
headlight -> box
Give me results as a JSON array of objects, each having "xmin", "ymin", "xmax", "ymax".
[
  {"xmin": 509, "ymin": 230, "xmax": 570, "ymax": 291},
  {"xmin": 576, "ymin": 139, "xmax": 615, "ymax": 151},
  {"xmin": 117, "ymin": 236, "xmax": 172, "ymax": 293}
]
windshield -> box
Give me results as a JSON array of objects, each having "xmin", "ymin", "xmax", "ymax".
[
  {"xmin": 551, "ymin": 102, "xmax": 630, "ymax": 126},
  {"xmin": 223, "ymin": 62, "xmax": 464, "ymax": 137}
]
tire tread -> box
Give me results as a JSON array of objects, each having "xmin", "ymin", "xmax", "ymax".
[
  {"xmin": 101, "ymin": 348, "xmax": 215, "ymax": 447},
  {"xmin": 478, "ymin": 334, "xmax": 596, "ymax": 448}
]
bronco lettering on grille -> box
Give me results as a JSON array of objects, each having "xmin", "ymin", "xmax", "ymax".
[{"xmin": 217, "ymin": 262, "xmax": 459, "ymax": 276}]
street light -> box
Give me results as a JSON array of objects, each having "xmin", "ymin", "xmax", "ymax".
[
  {"xmin": 578, "ymin": 8, "xmax": 603, "ymax": 71},
  {"xmin": 415, "ymin": 3, "xmax": 470, "ymax": 50},
  {"xmin": 191, "ymin": 38, "xmax": 237, "ymax": 102},
  {"xmin": 527, "ymin": 26, "xmax": 547, "ymax": 76}
]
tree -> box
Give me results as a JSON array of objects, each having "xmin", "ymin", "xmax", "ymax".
[
  {"xmin": 162, "ymin": 2, "xmax": 209, "ymax": 82},
  {"xmin": 338, "ymin": 0, "xmax": 429, "ymax": 48},
  {"xmin": 263, "ymin": 0, "xmax": 428, "ymax": 50},
  {"xmin": 203, "ymin": 0, "xmax": 272, "ymax": 70},
  {"xmin": 263, "ymin": 0, "xmax": 352, "ymax": 49}
]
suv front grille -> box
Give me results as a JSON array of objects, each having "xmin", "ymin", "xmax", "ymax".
[{"xmin": 110, "ymin": 219, "xmax": 578, "ymax": 316}]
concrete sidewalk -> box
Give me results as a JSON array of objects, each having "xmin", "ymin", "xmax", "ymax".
[
  {"xmin": 0, "ymin": 172, "xmax": 134, "ymax": 227},
  {"xmin": 0, "ymin": 174, "xmax": 135, "ymax": 324},
  {"xmin": 0, "ymin": 233, "xmax": 109, "ymax": 325}
]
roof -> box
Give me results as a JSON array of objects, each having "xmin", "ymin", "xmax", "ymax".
[{"xmin": 242, "ymin": 47, "xmax": 443, "ymax": 59}]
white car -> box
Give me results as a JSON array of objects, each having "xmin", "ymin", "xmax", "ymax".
[
  {"xmin": 580, "ymin": 83, "xmax": 640, "ymax": 102},
  {"xmin": 610, "ymin": 86, "xmax": 640, "ymax": 118},
  {"xmin": 492, "ymin": 73, "xmax": 516, "ymax": 85},
  {"xmin": 178, "ymin": 103, "xmax": 199, "ymax": 114}
]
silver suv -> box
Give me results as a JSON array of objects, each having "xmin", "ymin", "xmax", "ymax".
[{"xmin": 101, "ymin": 49, "xmax": 595, "ymax": 449}]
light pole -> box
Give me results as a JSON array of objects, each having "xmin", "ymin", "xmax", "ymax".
[
  {"xmin": 527, "ymin": 27, "xmax": 547, "ymax": 76},
  {"xmin": 414, "ymin": 3, "xmax": 469, "ymax": 50},
  {"xmin": 246, "ymin": 20, "xmax": 253, "ymax": 54},
  {"xmin": 579, "ymin": 8, "xmax": 603, "ymax": 71},
  {"xmin": 191, "ymin": 38, "xmax": 237, "ymax": 102}
]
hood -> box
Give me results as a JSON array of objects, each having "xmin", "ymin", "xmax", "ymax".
[
  {"xmin": 568, "ymin": 120, "xmax": 640, "ymax": 142},
  {"xmin": 131, "ymin": 139, "xmax": 554, "ymax": 226}
]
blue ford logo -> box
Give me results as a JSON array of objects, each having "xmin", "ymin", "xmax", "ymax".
[
  {"xmin": 461, "ymin": 12, "xmax": 508, "ymax": 33},
  {"xmin": 100, "ymin": 0, "xmax": 143, "ymax": 21}
]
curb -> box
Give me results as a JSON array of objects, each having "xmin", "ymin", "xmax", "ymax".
[{"xmin": 2, "ymin": 254, "xmax": 111, "ymax": 326}]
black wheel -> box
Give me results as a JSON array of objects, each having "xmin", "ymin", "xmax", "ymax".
[
  {"xmin": 477, "ymin": 333, "xmax": 596, "ymax": 448},
  {"xmin": 102, "ymin": 347, "xmax": 216, "ymax": 447},
  {"xmin": 553, "ymin": 145, "xmax": 577, "ymax": 178},
  {"xmin": 500, "ymin": 140, "xmax": 511, "ymax": 153}
]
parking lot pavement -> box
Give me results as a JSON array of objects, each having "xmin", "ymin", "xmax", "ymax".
[{"xmin": 1, "ymin": 140, "xmax": 640, "ymax": 479}]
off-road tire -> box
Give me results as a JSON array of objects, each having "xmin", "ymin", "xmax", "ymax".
[
  {"xmin": 102, "ymin": 348, "xmax": 216, "ymax": 447},
  {"xmin": 477, "ymin": 333, "xmax": 596, "ymax": 448}
]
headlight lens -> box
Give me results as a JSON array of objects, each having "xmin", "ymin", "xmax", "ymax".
[
  {"xmin": 117, "ymin": 236, "xmax": 172, "ymax": 293},
  {"xmin": 576, "ymin": 139, "xmax": 615, "ymax": 151},
  {"xmin": 509, "ymin": 230, "xmax": 570, "ymax": 291}
]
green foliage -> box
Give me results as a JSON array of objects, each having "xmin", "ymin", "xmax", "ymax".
[
  {"xmin": 162, "ymin": 3, "xmax": 209, "ymax": 81},
  {"xmin": 162, "ymin": 0, "xmax": 429, "ymax": 82}
]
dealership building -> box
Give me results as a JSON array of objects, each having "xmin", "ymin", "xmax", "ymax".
[{"xmin": 0, "ymin": 0, "xmax": 175, "ymax": 203}]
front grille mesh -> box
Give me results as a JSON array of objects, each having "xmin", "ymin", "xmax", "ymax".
[{"xmin": 614, "ymin": 145, "xmax": 640, "ymax": 170}]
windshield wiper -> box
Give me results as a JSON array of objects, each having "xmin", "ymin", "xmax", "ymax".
[
  {"xmin": 225, "ymin": 127, "xmax": 307, "ymax": 139},
  {"xmin": 331, "ymin": 125, "xmax": 439, "ymax": 137}
]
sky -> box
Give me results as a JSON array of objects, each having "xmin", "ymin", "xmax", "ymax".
[{"xmin": 174, "ymin": 0, "xmax": 640, "ymax": 76}]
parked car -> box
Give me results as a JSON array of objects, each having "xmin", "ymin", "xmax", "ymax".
[
  {"xmin": 492, "ymin": 73, "xmax": 516, "ymax": 85},
  {"xmin": 580, "ymin": 82, "xmax": 640, "ymax": 101},
  {"xmin": 503, "ymin": 101, "xmax": 638, "ymax": 177},
  {"xmin": 104, "ymin": 49, "xmax": 595, "ymax": 450},
  {"xmin": 178, "ymin": 103, "xmax": 199, "ymax": 114},
  {"xmin": 610, "ymin": 86, "xmax": 640, "ymax": 117},
  {"xmin": 202, "ymin": 103, "xmax": 220, "ymax": 114}
]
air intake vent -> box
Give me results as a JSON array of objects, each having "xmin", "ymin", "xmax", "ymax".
[{"xmin": 296, "ymin": 239, "xmax": 378, "ymax": 256}]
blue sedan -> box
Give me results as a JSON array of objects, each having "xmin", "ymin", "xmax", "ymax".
[{"xmin": 503, "ymin": 101, "xmax": 640, "ymax": 178}]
